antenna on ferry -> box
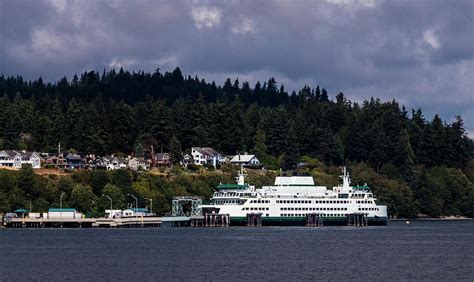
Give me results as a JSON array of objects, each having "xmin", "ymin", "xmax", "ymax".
[
  {"xmin": 236, "ymin": 164, "xmax": 245, "ymax": 185},
  {"xmin": 340, "ymin": 166, "xmax": 351, "ymax": 189}
]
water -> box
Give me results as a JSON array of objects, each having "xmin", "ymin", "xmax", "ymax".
[{"xmin": 1, "ymin": 221, "xmax": 473, "ymax": 281}]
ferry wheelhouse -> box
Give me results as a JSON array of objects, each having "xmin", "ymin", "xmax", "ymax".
[{"xmin": 200, "ymin": 167, "xmax": 388, "ymax": 226}]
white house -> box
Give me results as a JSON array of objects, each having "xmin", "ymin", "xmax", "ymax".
[
  {"xmin": 128, "ymin": 157, "xmax": 149, "ymax": 170},
  {"xmin": 230, "ymin": 154, "xmax": 260, "ymax": 166},
  {"xmin": 191, "ymin": 147, "xmax": 225, "ymax": 167},
  {"xmin": 0, "ymin": 150, "xmax": 41, "ymax": 169},
  {"xmin": 181, "ymin": 154, "xmax": 193, "ymax": 167},
  {"xmin": 101, "ymin": 155, "xmax": 127, "ymax": 171}
]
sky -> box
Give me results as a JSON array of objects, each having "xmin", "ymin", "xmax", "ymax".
[{"xmin": 0, "ymin": 0, "xmax": 473, "ymax": 136}]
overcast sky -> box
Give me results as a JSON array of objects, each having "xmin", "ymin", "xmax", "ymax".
[{"xmin": 1, "ymin": 0, "xmax": 473, "ymax": 136}]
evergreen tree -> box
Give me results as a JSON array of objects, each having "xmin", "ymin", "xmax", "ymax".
[{"xmin": 169, "ymin": 135, "xmax": 182, "ymax": 164}]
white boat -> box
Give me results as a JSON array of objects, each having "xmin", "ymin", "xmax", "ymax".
[{"xmin": 200, "ymin": 167, "xmax": 388, "ymax": 226}]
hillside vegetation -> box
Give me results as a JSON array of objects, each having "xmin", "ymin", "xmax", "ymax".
[{"xmin": 0, "ymin": 68, "xmax": 473, "ymax": 217}]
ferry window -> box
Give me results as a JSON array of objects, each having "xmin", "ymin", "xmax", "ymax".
[{"xmin": 266, "ymin": 208, "xmax": 269, "ymax": 210}]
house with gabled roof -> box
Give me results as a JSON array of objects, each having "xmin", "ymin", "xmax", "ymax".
[
  {"xmin": 230, "ymin": 154, "xmax": 260, "ymax": 166},
  {"xmin": 128, "ymin": 157, "xmax": 149, "ymax": 170},
  {"xmin": 65, "ymin": 153, "xmax": 84, "ymax": 170},
  {"xmin": 102, "ymin": 155, "xmax": 127, "ymax": 171},
  {"xmin": 191, "ymin": 147, "xmax": 225, "ymax": 167},
  {"xmin": 0, "ymin": 150, "xmax": 42, "ymax": 169},
  {"xmin": 181, "ymin": 154, "xmax": 193, "ymax": 167},
  {"xmin": 154, "ymin": 153, "xmax": 171, "ymax": 166}
]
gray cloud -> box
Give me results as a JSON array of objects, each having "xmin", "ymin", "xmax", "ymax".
[{"xmin": 0, "ymin": 0, "xmax": 473, "ymax": 135}]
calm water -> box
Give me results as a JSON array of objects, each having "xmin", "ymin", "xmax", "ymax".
[{"xmin": 0, "ymin": 221, "xmax": 473, "ymax": 281}]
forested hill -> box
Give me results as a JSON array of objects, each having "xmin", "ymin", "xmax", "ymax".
[
  {"xmin": 1, "ymin": 67, "xmax": 474, "ymax": 218},
  {"xmin": 1, "ymin": 67, "xmax": 472, "ymax": 169}
]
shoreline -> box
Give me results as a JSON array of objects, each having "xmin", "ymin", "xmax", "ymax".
[{"xmin": 391, "ymin": 217, "xmax": 474, "ymax": 221}]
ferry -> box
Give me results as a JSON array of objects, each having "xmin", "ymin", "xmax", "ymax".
[{"xmin": 200, "ymin": 167, "xmax": 388, "ymax": 226}]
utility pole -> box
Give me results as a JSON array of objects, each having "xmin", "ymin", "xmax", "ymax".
[
  {"xmin": 102, "ymin": 195, "xmax": 113, "ymax": 218},
  {"xmin": 146, "ymin": 198, "xmax": 153, "ymax": 214},
  {"xmin": 60, "ymin": 192, "xmax": 65, "ymax": 219},
  {"xmin": 127, "ymin": 194, "xmax": 138, "ymax": 215}
]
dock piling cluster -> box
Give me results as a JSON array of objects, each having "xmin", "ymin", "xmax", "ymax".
[
  {"xmin": 306, "ymin": 213, "xmax": 324, "ymax": 227},
  {"xmin": 346, "ymin": 213, "xmax": 368, "ymax": 226},
  {"xmin": 246, "ymin": 213, "xmax": 262, "ymax": 227},
  {"xmin": 190, "ymin": 213, "xmax": 229, "ymax": 227}
]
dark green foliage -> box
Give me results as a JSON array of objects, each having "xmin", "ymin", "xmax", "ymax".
[
  {"xmin": 90, "ymin": 170, "xmax": 110, "ymax": 195},
  {"xmin": 101, "ymin": 183, "xmax": 126, "ymax": 210},
  {"xmin": 0, "ymin": 69, "xmax": 470, "ymax": 172},
  {"xmin": 71, "ymin": 184, "xmax": 97, "ymax": 213},
  {"xmin": 110, "ymin": 170, "xmax": 132, "ymax": 194},
  {"xmin": 169, "ymin": 135, "xmax": 182, "ymax": 164}
]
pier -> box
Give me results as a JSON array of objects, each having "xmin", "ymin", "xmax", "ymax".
[
  {"xmin": 6, "ymin": 217, "xmax": 95, "ymax": 228},
  {"xmin": 6, "ymin": 216, "xmax": 164, "ymax": 228}
]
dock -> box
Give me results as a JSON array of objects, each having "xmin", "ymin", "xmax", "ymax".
[{"xmin": 5, "ymin": 216, "xmax": 171, "ymax": 228}]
